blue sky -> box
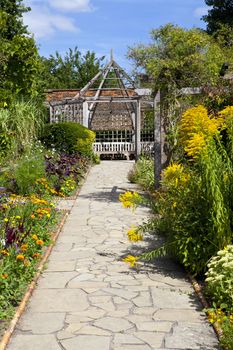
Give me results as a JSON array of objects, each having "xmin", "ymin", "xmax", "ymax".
[{"xmin": 23, "ymin": 0, "xmax": 209, "ymax": 71}]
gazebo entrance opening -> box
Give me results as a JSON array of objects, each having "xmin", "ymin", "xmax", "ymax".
[{"xmin": 47, "ymin": 55, "xmax": 154, "ymax": 159}]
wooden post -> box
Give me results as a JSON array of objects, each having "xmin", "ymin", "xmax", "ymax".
[
  {"xmin": 135, "ymin": 100, "xmax": 141, "ymax": 161},
  {"xmin": 83, "ymin": 101, "xmax": 89, "ymax": 128},
  {"xmin": 154, "ymin": 91, "xmax": 162, "ymax": 190}
]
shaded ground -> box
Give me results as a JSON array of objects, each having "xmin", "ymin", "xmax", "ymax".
[{"xmin": 7, "ymin": 161, "xmax": 220, "ymax": 350}]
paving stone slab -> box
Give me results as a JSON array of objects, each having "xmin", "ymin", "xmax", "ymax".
[
  {"xmin": 61, "ymin": 335, "xmax": 111, "ymax": 350},
  {"xmin": 165, "ymin": 322, "xmax": 220, "ymax": 349},
  {"xmin": 7, "ymin": 334, "xmax": 61, "ymax": 350},
  {"xmin": 17, "ymin": 312, "xmax": 65, "ymax": 334},
  {"xmin": 27, "ymin": 289, "xmax": 88, "ymax": 312}
]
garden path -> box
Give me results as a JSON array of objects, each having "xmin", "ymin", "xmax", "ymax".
[{"xmin": 7, "ymin": 161, "xmax": 220, "ymax": 350}]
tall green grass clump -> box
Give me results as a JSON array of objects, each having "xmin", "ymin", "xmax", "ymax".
[
  {"xmin": 0, "ymin": 100, "xmax": 45, "ymax": 158},
  {"xmin": 128, "ymin": 156, "xmax": 154, "ymax": 191}
]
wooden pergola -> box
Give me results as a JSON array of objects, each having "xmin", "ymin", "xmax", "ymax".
[{"xmin": 48, "ymin": 54, "xmax": 154, "ymax": 160}]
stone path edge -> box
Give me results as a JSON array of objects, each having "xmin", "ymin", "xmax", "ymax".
[
  {"xmin": 188, "ymin": 273, "xmax": 225, "ymax": 348},
  {"xmin": 0, "ymin": 211, "xmax": 70, "ymax": 350},
  {"xmin": 0, "ymin": 164, "xmax": 93, "ymax": 349}
]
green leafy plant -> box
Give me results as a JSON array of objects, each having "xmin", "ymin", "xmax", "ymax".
[
  {"xmin": 205, "ymin": 245, "xmax": 233, "ymax": 312},
  {"xmin": 128, "ymin": 156, "xmax": 154, "ymax": 191},
  {"xmin": 41, "ymin": 122, "xmax": 95, "ymax": 157}
]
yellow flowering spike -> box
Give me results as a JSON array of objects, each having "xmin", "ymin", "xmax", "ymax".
[
  {"xmin": 163, "ymin": 163, "xmax": 190, "ymax": 187},
  {"xmin": 184, "ymin": 133, "xmax": 207, "ymax": 159},
  {"xmin": 123, "ymin": 255, "xmax": 139, "ymax": 267},
  {"xmin": 179, "ymin": 105, "xmax": 220, "ymax": 159}
]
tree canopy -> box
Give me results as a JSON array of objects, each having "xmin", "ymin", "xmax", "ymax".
[
  {"xmin": 41, "ymin": 48, "xmax": 105, "ymax": 90},
  {"xmin": 203, "ymin": 0, "xmax": 233, "ymax": 47},
  {"xmin": 0, "ymin": 0, "xmax": 42, "ymax": 103},
  {"xmin": 128, "ymin": 24, "xmax": 227, "ymax": 91}
]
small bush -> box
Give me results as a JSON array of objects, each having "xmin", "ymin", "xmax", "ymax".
[
  {"xmin": 205, "ymin": 245, "xmax": 233, "ymax": 312},
  {"xmin": 41, "ymin": 122, "xmax": 95, "ymax": 157},
  {"xmin": 14, "ymin": 150, "xmax": 46, "ymax": 195},
  {"xmin": 128, "ymin": 156, "xmax": 154, "ymax": 191}
]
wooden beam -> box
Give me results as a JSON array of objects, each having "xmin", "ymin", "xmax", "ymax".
[
  {"xmin": 154, "ymin": 91, "xmax": 162, "ymax": 190},
  {"xmin": 135, "ymin": 101, "xmax": 141, "ymax": 161}
]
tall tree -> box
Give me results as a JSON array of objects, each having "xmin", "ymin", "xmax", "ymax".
[
  {"xmin": 203, "ymin": 0, "xmax": 233, "ymax": 35},
  {"xmin": 41, "ymin": 48, "xmax": 105, "ymax": 89},
  {"xmin": 0, "ymin": 0, "xmax": 30, "ymax": 39},
  {"xmin": 128, "ymin": 24, "xmax": 226, "ymax": 91},
  {"xmin": 203, "ymin": 0, "xmax": 233, "ymax": 47},
  {"xmin": 0, "ymin": 0, "xmax": 42, "ymax": 103}
]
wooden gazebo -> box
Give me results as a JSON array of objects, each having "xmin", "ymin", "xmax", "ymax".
[{"xmin": 47, "ymin": 55, "xmax": 154, "ymax": 159}]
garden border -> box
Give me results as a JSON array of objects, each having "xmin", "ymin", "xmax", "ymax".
[
  {"xmin": 0, "ymin": 164, "xmax": 92, "ymax": 350},
  {"xmin": 188, "ymin": 273, "xmax": 226, "ymax": 349}
]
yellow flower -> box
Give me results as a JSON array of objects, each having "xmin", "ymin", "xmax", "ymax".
[
  {"xmin": 180, "ymin": 105, "xmax": 219, "ymax": 142},
  {"xmin": 163, "ymin": 163, "xmax": 190, "ymax": 187},
  {"xmin": 20, "ymin": 244, "xmax": 28, "ymax": 252},
  {"xmin": 15, "ymin": 216, "xmax": 21, "ymax": 219},
  {"xmin": 36, "ymin": 239, "xmax": 44, "ymax": 245},
  {"xmin": 179, "ymin": 105, "xmax": 220, "ymax": 159},
  {"xmin": 16, "ymin": 254, "xmax": 25, "ymax": 261},
  {"xmin": 32, "ymin": 234, "xmax": 38, "ymax": 240},
  {"xmin": 123, "ymin": 255, "xmax": 139, "ymax": 267},
  {"xmin": 1, "ymin": 249, "xmax": 9, "ymax": 256},
  {"xmin": 184, "ymin": 133, "xmax": 207, "ymax": 159},
  {"xmin": 127, "ymin": 227, "xmax": 143, "ymax": 242},
  {"xmin": 119, "ymin": 191, "xmax": 141, "ymax": 209},
  {"xmin": 4, "ymin": 218, "xmax": 9, "ymax": 222},
  {"xmin": 1, "ymin": 273, "xmax": 8, "ymax": 279}
]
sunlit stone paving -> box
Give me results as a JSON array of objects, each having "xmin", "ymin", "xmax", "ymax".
[{"xmin": 7, "ymin": 161, "xmax": 220, "ymax": 350}]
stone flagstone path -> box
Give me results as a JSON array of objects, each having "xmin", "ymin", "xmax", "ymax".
[{"xmin": 7, "ymin": 161, "xmax": 220, "ymax": 350}]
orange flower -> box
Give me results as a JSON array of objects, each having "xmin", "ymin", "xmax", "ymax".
[
  {"xmin": 16, "ymin": 254, "xmax": 25, "ymax": 261},
  {"xmin": 1, "ymin": 249, "xmax": 9, "ymax": 256},
  {"xmin": 33, "ymin": 253, "xmax": 41, "ymax": 258},
  {"xmin": 31, "ymin": 214, "xmax": 35, "ymax": 219},
  {"xmin": 36, "ymin": 239, "xmax": 44, "ymax": 245},
  {"xmin": 1, "ymin": 273, "xmax": 8, "ymax": 279},
  {"xmin": 20, "ymin": 244, "xmax": 28, "ymax": 252}
]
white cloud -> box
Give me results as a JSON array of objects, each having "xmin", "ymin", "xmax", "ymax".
[
  {"xmin": 48, "ymin": 0, "xmax": 94, "ymax": 12},
  {"xmin": 23, "ymin": 5, "xmax": 78, "ymax": 39},
  {"xmin": 194, "ymin": 7, "xmax": 209, "ymax": 18}
]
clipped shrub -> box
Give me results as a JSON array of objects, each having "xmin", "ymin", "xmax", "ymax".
[{"xmin": 41, "ymin": 122, "xmax": 95, "ymax": 157}]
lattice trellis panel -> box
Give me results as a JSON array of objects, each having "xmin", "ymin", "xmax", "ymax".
[{"xmin": 50, "ymin": 103, "xmax": 83, "ymax": 124}]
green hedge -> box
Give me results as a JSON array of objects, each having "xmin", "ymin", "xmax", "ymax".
[{"xmin": 40, "ymin": 122, "xmax": 95, "ymax": 157}]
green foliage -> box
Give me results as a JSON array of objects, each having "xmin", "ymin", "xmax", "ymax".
[
  {"xmin": 221, "ymin": 319, "xmax": 233, "ymax": 350},
  {"xmin": 41, "ymin": 48, "xmax": 105, "ymax": 89},
  {"xmin": 128, "ymin": 24, "xmax": 227, "ymax": 90},
  {"xmin": 205, "ymin": 245, "xmax": 233, "ymax": 312},
  {"xmin": 14, "ymin": 149, "xmax": 46, "ymax": 195},
  {"xmin": 41, "ymin": 122, "xmax": 95, "ymax": 157},
  {"xmin": 0, "ymin": 0, "xmax": 30, "ymax": 40},
  {"xmin": 203, "ymin": 0, "xmax": 233, "ymax": 44},
  {"xmin": 128, "ymin": 156, "xmax": 154, "ymax": 191},
  {"xmin": 0, "ymin": 100, "xmax": 45, "ymax": 157},
  {"xmin": 0, "ymin": 1, "xmax": 42, "ymax": 102}
]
